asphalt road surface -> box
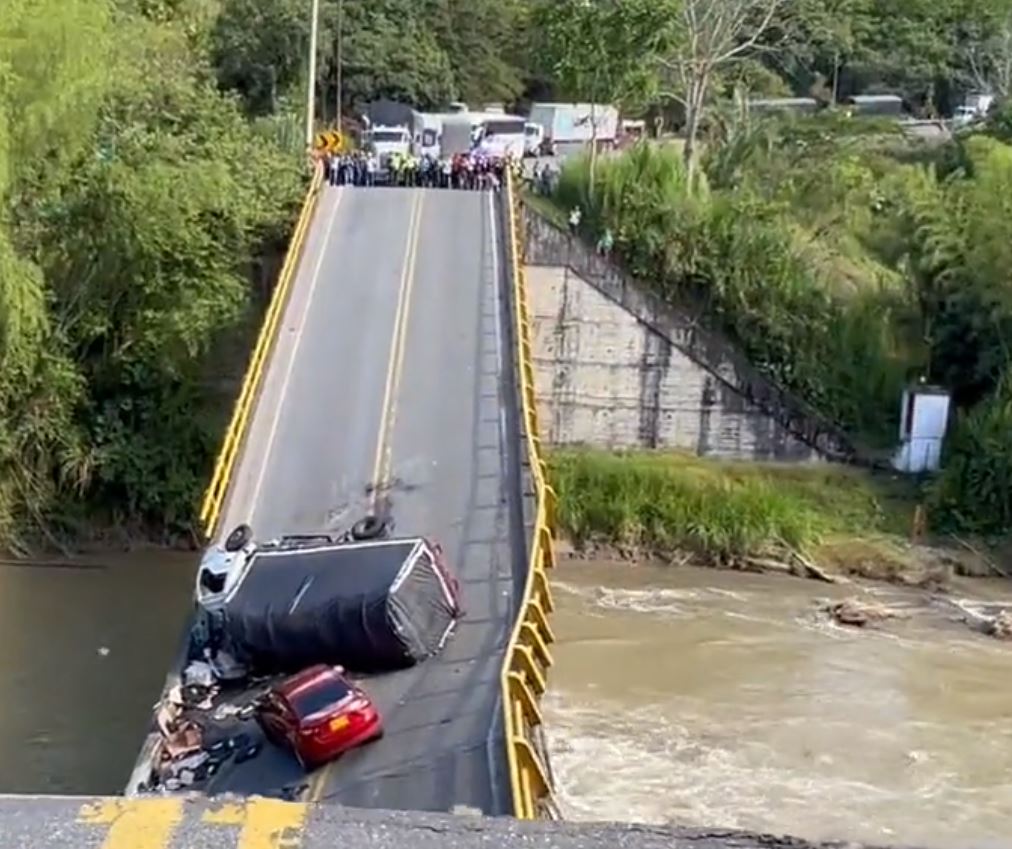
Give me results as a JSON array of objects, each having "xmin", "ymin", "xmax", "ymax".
[{"xmin": 209, "ymin": 185, "xmax": 526, "ymax": 814}]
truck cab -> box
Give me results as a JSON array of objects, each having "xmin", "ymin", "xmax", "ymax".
[
  {"xmin": 194, "ymin": 525, "xmax": 258, "ymax": 612},
  {"xmin": 523, "ymin": 122, "xmax": 544, "ymax": 157},
  {"xmin": 471, "ymin": 115, "xmax": 527, "ymax": 159},
  {"xmin": 363, "ymin": 125, "xmax": 411, "ymax": 159}
]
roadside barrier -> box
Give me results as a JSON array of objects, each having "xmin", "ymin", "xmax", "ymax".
[
  {"xmin": 500, "ymin": 169, "xmax": 558, "ymax": 819},
  {"xmin": 199, "ymin": 165, "xmax": 324, "ymax": 539}
]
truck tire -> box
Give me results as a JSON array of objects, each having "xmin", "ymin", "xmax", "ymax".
[
  {"xmin": 224, "ymin": 523, "xmax": 253, "ymax": 553},
  {"xmin": 351, "ymin": 515, "xmax": 386, "ymax": 541}
]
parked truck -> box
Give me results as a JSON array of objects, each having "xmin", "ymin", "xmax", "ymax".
[
  {"xmin": 528, "ymin": 102, "xmax": 620, "ymax": 153},
  {"xmin": 439, "ymin": 115, "xmax": 478, "ymax": 157},
  {"xmin": 953, "ymin": 92, "xmax": 995, "ymax": 127}
]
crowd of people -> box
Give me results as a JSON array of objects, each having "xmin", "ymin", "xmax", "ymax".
[
  {"xmin": 321, "ymin": 149, "xmax": 522, "ymax": 190},
  {"xmin": 528, "ymin": 160, "xmax": 560, "ymax": 196},
  {"xmin": 321, "ymin": 150, "xmax": 379, "ymax": 186}
]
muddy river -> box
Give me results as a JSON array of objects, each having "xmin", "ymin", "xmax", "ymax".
[
  {"xmin": 0, "ymin": 551, "xmax": 194, "ymax": 794},
  {"xmin": 545, "ymin": 559, "xmax": 1012, "ymax": 848},
  {"xmin": 2, "ymin": 547, "xmax": 1010, "ymax": 847}
]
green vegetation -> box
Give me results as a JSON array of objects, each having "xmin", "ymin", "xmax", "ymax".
[
  {"xmin": 212, "ymin": 0, "xmax": 533, "ymax": 120},
  {"xmin": 5, "ymin": 0, "xmax": 1012, "ymax": 548},
  {"xmin": 551, "ymin": 449, "xmax": 914, "ymax": 565},
  {"xmin": 530, "ymin": 0, "xmax": 1012, "ymax": 536},
  {"xmin": 0, "ymin": 0, "xmax": 543, "ymax": 550},
  {"xmin": 533, "ymin": 0, "xmax": 1012, "ymax": 539},
  {"xmin": 0, "ymin": 0, "xmax": 305, "ymax": 550},
  {"xmin": 525, "ymin": 0, "xmax": 1012, "ymax": 538},
  {"xmin": 550, "ymin": 117, "xmax": 1012, "ymax": 534}
]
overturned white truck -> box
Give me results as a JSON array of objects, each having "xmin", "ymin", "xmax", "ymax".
[
  {"xmin": 128, "ymin": 518, "xmax": 464, "ymax": 795},
  {"xmin": 194, "ymin": 519, "xmax": 463, "ymax": 675}
]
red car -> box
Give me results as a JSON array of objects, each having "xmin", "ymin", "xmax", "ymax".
[{"xmin": 256, "ymin": 665, "xmax": 382, "ymax": 770}]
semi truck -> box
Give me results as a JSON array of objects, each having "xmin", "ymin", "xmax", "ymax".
[{"xmin": 528, "ymin": 102, "xmax": 620, "ymax": 151}]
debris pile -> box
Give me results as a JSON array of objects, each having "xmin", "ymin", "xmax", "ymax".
[
  {"xmin": 824, "ymin": 597, "xmax": 907, "ymax": 628},
  {"xmin": 141, "ymin": 656, "xmax": 262, "ymax": 793},
  {"xmin": 960, "ymin": 606, "xmax": 1012, "ymax": 641},
  {"xmin": 986, "ymin": 610, "xmax": 1012, "ymax": 640}
]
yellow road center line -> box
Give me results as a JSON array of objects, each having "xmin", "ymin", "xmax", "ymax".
[
  {"xmin": 378, "ymin": 193, "xmax": 425, "ymax": 490},
  {"xmin": 79, "ymin": 798, "xmax": 184, "ymax": 849},
  {"xmin": 307, "ymin": 191, "xmax": 424, "ymax": 804},
  {"xmin": 235, "ymin": 798, "xmax": 308, "ymax": 849},
  {"xmin": 369, "ymin": 191, "xmax": 425, "ymax": 507}
]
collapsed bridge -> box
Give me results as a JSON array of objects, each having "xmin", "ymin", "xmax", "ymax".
[{"xmin": 129, "ymin": 172, "xmax": 558, "ymax": 819}]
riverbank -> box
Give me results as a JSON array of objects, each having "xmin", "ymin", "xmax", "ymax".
[{"xmin": 549, "ymin": 449, "xmax": 1005, "ymax": 588}]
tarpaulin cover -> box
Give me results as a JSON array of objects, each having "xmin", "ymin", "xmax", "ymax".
[{"xmin": 222, "ymin": 539, "xmax": 460, "ymax": 673}]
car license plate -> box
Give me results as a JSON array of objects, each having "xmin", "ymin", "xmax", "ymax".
[{"xmin": 329, "ymin": 716, "xmax": 350, "ymax": 732}]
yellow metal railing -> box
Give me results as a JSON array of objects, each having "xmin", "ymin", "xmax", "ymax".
[
  {"xmin": 500, "ymin": 169, "xmax": 558, "ymax": 819},
  {"xmin": 199, "ymin": 165, "xmax": 324, "ymax": 539}
]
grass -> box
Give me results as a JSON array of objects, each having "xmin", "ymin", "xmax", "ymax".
[
  {"xmin": 522, "ymin": 189, "xmax": 568, "ymax": 229},
  {"xmin": 549, "ymin": 449, "xmax": 918, "ymax": 568}
]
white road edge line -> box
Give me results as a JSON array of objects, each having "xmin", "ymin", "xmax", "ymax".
[
  {"xmin": 487, "ymin": 190, "xmax": 507, "ymax": 453},
  {"xmin": 243, "ymin": 187, "xmax": 345, "ymax": 528}
]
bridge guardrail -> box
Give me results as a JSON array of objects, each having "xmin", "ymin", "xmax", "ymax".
[
  {"xmin": 198, "ymin": 165, "xmax": 324, "ymax": 538},
  {"xmin": 501, "ymin": 169, "xmax": 559, "ymax": 819}
]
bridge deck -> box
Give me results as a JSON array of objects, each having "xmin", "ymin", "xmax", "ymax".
[{"xmin": 148, "ymin": 186, "xmax": 526, "ymax": 814}]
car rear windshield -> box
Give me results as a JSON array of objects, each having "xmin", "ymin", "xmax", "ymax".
[
  {"xmin": 290, "ymin": 678, "xmax": 352, "ymax": 718},
  {"xmin": 370, "ymin": 130, "xmax": 406, "ymax": 143}
]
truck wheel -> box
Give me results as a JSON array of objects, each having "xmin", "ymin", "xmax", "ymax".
[
  {"xmin": 351, "ymin": 515, "xmax": 386, "ymax": 541},
  {"xmin": 224, "ymin": 523, "xmax": 253, "ymax": 553}
]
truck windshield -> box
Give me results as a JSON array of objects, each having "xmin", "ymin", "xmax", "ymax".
[
  {"xmin": 291, "ymin": 678, "xmax": 351, "ymax": 718},
  {"xmin": 370, "ymin": 130, "xmax": 406, "ymax": 143},
  {"xmin": 482, "ymin": 119, "xmax": 524, "ymax": 136}
]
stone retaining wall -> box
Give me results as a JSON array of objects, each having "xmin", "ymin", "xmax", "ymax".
[{"xmin": 522, "ymin": 205, "xmax": 856, "ymax": 462}]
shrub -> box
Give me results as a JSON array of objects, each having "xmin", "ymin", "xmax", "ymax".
[
  {"xmin": 552, "ymin": 141, "xmax": 912, "ymax": 446},
  {"xmin": 930, "ymin": 370, "xmax": 1012, "ymax": 534},
  {"xmin": 550, "ymin": 449, "xmax": 904, "ymax": 560}
]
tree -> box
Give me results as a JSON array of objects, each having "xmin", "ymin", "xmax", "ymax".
[
  {"xmin": 211, "ymin": 0, "xmax": 310, "ymax": 116},
  {"xmin": 428, "ymin": 0, "xmax": 529, "ymax": 106},
  {"xmin": 532, "ymin": 0, "xmax": 678, "ymax": 195},
  {"xmin": 780, "ymin": 0, "xmax": 875, "ymax": 103},
  {"xmin": 0, "ymin": 0, "xmax": 305, "ymax": 547},
  {"xmin": 319, "ymin": 0, "xmax": 455, "ymax": 111},
  {"xmin": 660, "ymin": 0, "xmax": 787, "ymax": 187},
  {"xmin": 959, "ymin": 0, "xmax": 1012, "ymax": 98},
  {"xmin": 856, "ymin": 0, "xmax": 963, "ymax": 112}
]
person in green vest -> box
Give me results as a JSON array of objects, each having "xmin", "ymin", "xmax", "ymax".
[{"xmin": 596, "ymin": 227, "xmax": 614, "ymax": 256}]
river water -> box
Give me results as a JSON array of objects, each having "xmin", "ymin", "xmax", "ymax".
[
  {"xmin": 545, "ymin": 559, "xmax": 1012, "ymax": 848},
  {"xmin": 2, "ymin": 547, "xmax": 1011, "ymax": 847},
  {"xmin": 0, "ymin": 551, "xmax": 194, "ymax": 794}
]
